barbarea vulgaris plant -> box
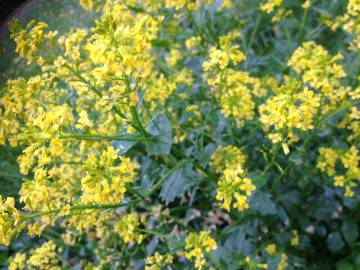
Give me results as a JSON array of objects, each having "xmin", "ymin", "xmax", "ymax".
[{"xmin": 0, "ymin": 0, "xmax": 359, "ymax": 269}]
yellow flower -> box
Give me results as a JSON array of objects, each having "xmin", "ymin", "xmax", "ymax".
[
  {"xmin": 302, "ymin": 0, "xmax": 311, "ymax": 9},
  {"xmin": 145, "ymin": 252, "xmax": 174, "ymax": 270},
  {"xmin": 342, "ymin": 0, "xmax": 360, "ymax": 49},
  {"xmin": 114, "ymin": 213, "xmax": 145, "ymax": 244},
  {"xmin": 216, "ymin": 169, "xmax": 256, "ymax": 211},
  {"xmin": 317, "ymin": 147, "xmax": 337, "ymax": 176},
  {"xmin": 185, "ymin": 36, "xmax": 201, "ymax": 50},
  {"xmin": 27, "ymin": 241, "xmax": 61, "ymax": 269},
  {"xmin": 81, "ymin": 146, "xmax": 139, "ymax": 204},
  {"xmin": 317, "ymin": 146, "xmax": 360, "ymax": 198},
  {"xmin": 260, "ymin": 78, "xmax": 320, "ymax": 148},
  {"xmin": 219, "ymin": 84, "xmax": 255, "ymax": 127},
  {"xmin": 8, "ymin": 19, "xmax": 49, "ymax": 65},
  {"xmin": 266, "ymin": 244, "xmax": 277, "ymax": 256},
  {"xmin": 76, "ymin": 110, "xmax": 93, "ymax": 130},
  {"xmin": 184, "ymin": 231, "xmax": 217, "ymax": 270},
  {"xmin": 8, "ymin": 253, "xmax": 26, "ymax": 270},
  {"xmin": 58, "ymin": 204, "xmax": 71, "ymax": 217},
  {"xmin": 291, "ymin": 230, "xmax": 300, "ymax": 246},
  {"xmin": 0, "ymin": 196, "xmax": 23, "ymax": 246},
  {"xmin": 210, "ymin": 145, "xmax": 247, "ymax": 174},
  {"xmin": 278, "ymin": 253, "xmax": 288, "ymax": 270},
  {"xmin": 260, "ymin": 0, "xmax": 283, "ymax": 13},
  {"xmin": 288, "ymin": 42, "xmax": 346, "ymax": 107},
  {"xmin": 80, "ymin": 0, "xmax": 97, "ymax": 10}
]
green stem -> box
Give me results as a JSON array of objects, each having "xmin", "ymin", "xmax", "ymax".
[
  {"xmin": 64, "ymin": 64, "xmax": 127, "ymax": 119},
  {"xmin": 299, "ymin": 7, "xmax": 309, "ymax": 43},
  {"xmin": 319, "ymin": 101, "xmax": 360, "ymax": 126},
  {"xmin": 126, "ymin": 185, "xmax": 146, "ymax": 201},
  {"xmin": 186, "ymin": 9, "xmax": 210, "ymax": 45},
  {"xmin": 264, "ymin": 142, "xmax": 282, "ymax": 175},
  {"xmin": 145, "ymin": 160, "xmax": 188, "ymax": 197},
  {"xmin": 245, "ymin": 13, "xmax": 261, "ymax": 68},
  {"xmin": 59, "ymin": 133, "xmax": 143, "ymax": 142},
  {"xmin": 138, "ymin": 228, "xmax": 168, "ymax": 238},
  {"xmin": 130, "ymin": 105, "xmax": 150, "ymax": 138},
  {"xmin": 23, "ymin": 200, "xmax": 140, "ymax": 219}
]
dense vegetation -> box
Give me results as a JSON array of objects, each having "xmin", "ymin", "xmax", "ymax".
[{"xmin": 0, "ymin": 0, "xmax": 359, "ymax": 269}]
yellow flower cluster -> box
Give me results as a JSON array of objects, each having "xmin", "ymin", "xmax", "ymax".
[
  {"xmin": 8, "ymin": 19, "xmax": 57, "ymax": 65},
  {"xmin": 210, "ymin": 145, "xmax": 247, "ymax": 174},
  {"xmin": 8, "ymin": 253, "xmax": 26, "ymax": 270},
  {"xmin": 203, "ymin": 36, "xmax": 245, "ymax": 71},
  {"xmin": 260, "ymin": 77, "xmax": 320, "ymax": 150},
  {"xmin": 211, "ymin": 145, "xmax": 256, "ymax": 211},
  {"xmin": 244, "ymin": 257, "xmax": 268, "ymax": 269},
  {"xmin": 79, "ymin": 0, "xmax": 99, "ymax": 10},
  {"xmin": 165, "ymin": 0, "xmax": 214, "ymax": 11},
  {"xmin": 114, "ymin": 213, "xmax": 145, "ymax": 244},
  {"xmin": 217, "ymin": 169, "xmax": 256, "ymax": 211},
  {"xmin": 203, "ymin": 33, "xmax": 261, "ymax": 126},
  {"xmin": 145, "ymin": 252, "xmax": 174, "ymax": 270},
  {"xmin": 260, "ymin": 0, "xmax": 292, "ymax": 22},
  {"xmin": 0, "ymin": 196, "xmax": 23, "ymax": 246},
  {"xmin": 9, "ymin": 241, "xmax": 61, "ymax": 270},
  {"xmin": 338, "ymin": 105, "xmax": 360, "ymax": 142},
  {"xmin": 81, "ymin": 146, "xmax": 139, "ymax": 204},
  {"xmin": 288, "ymin": 42, "xmax": 347, "ymax": 107},
  {"xmin": 260, "ymin": 0, "xmax": 283, "ymax": 14},
  {"xmin": 342, "ymin": 0, "xmax": 360, "ymax": 49},
  {"xmin": 291, "ymin": 230, "xmax": 300, "ymax": 246},
  {"xmin": 317, "ymin": 146, "xmax": 360, "ymax": 197},
  {"xmin": 266, "ymin": 244, "xmax": 277, "ymax": 256},
  {"xmin": 278, "ymin": 253, "xmax": 288, "ymax": 270},
  {"xmin": 0, "ymin": 76, "xmax": 71, "ymax": 147},
  {"xmin": 183, "ymin": 231, "xmax": 217, "ymax": 270}
]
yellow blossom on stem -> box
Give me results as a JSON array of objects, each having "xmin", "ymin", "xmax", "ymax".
[
  {"xmin": 0, "ymin": 196, "xmax": 24, "ymax": 246},
  {"xmin": 266, "ymin": 244, "xmax": 277, "ymax": 256},
  {"xmin": 317, "ymin": 146, "xmax": 360, "ymax": 197},
  {"xmin": 145, "ymin": 252, "xmax": 174, "ymax": 270},
  {"xmin": 216, "ymin": 169, "xmax": 256, "ymax": 211},
  {"xmin": 114, "ymin": 213, "xmax": 145, "ymax": 244},
  {"xmin": 8, "ymin": 253, "xmax": 26, "ymax": 270},
  {"xmin": 210, "ymin": 145, "xmax": 247, "ymax": 173},
  {"xmin": 184, "ymin": 231, "xmax": 217, "ymax": 270}
]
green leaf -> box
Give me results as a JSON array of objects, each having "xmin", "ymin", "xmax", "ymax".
[
  {"xmin": 248, "ymin": 191, "xmax": 277, "ymax": 215},
  {"xmin": 327, "ymin": 232, "xmax": 345, "ymax": 252},
  {"xmin": 247, "ymin": 171, "xmax": 267, "ymax": 188},
  {"xmin": 341, "ymin": 219, "xmax": 358, "ymax": 244},
  {"xmin": 160, "ymin": 162, "xmax": 200, "ymax": 205},
  {"xmin": 111, "ymin": 134, "xmax": 140, "ymax": 154},
  {"xmin": 336, "ymin": 260, "xmax": 354, "ymax": 270},
  {"xmin": 145, "ymin": 114, "xmax": 173, "ymax": 156}
]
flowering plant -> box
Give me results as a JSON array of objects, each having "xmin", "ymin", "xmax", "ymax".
[{"xmin": 1, "ymin": 0, "xmax": 360, "ymax": 269}]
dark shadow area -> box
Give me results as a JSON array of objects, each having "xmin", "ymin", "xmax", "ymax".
[{"xmin": 0, "ymin": 0, "xmax": 28, "ymax": 23}]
